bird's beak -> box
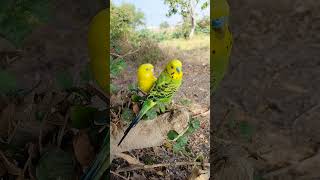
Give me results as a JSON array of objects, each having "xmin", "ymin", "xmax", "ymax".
[{"xmin": 176, "ymin": 67, "xmax": 181, "ymax": 73}]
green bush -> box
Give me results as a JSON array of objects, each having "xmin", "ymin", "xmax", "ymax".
[
  {"xmin": 135, "ymin": 29, "xmax": 170, "ymax": 42},
  {"xmin": 195, "ymin": 15, "xmax": 209, "ymax": 34},
  {"xmin": 133, "ymin": 38, "xmax": 166, "ymax": 64},
  {"xmin": 110, "ymin": 2, "xmax": 144, "ymax": 49}
]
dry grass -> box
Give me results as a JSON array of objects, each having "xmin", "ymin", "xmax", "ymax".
[{"xmin": 159, "ymin": 34, "xmax": 209, "ymax": 51}]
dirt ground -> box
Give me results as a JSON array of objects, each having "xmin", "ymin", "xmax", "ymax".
[{"xmin": 213, "ymin": 0, "xmax": 320, "ymax": 179}]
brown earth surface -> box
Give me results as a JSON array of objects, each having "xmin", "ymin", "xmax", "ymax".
[{"xmin": 213, "ymin": 0, "xmax": 320, "ymax": 179}]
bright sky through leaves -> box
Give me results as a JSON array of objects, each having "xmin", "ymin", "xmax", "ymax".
[{"xmin": 113, "ymin": 0, "xmax": 209, "ymax": 28}]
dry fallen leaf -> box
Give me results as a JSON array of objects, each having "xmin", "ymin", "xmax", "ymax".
[
  {"xmin": 132, "ymin": 103, "xmax": 140, "ymax": 115},
  {"xmin": 73, "ymin": 130, "xmax": 95, "ymax": 169},
  {"xmin": 0, "ymin": 162, "xmax": 6, "ymax": 176},
  {"xmin": 189, "ymin": 167, "xmax": 210, "ymax": 180},
  {"xmin": 115, "ymin": 152, "xmax": 143, "ymax": 165},
  {"xmin": 0, "ymin": 151, "xmax": 22, "ymax": 176},
  {"xmin": 0, "ymin": 103, "xmax": 15, "ymax": 138}
]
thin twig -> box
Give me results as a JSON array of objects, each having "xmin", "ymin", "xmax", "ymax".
[
  {"xmin": 39, "ymin": 112, "xmax": 50, "ymax": 153},
  {"xmin": 116, "ymin": 153, "xmax": 144, "ymax": 165},
  {"xmin": 87, "ymin": 83, "xmax": 109, "ymax": 104},
  {"xmin": 292, "ymin": 103, "xmax": 320, "ymax": 128},
  {"xmin": 57, "ymin": 111, "xmax": 69, "ymax": 147},
  {"xmin": 138, "ymin": 88, "xmax": 147, "ymax": 96},
  {"xmin": 192, "ymin": 109, "xmax": 210, "ymax": 118},
  {"xmin": 110, "ymin": 47, "xmax": 140, "ymax": 59},
  {"xmin": 116, "ymin": 162, "xmax": 210, "ymax": 173},
  {"xmin": 111, "ymin": 171, "xmax": 129, "ymax": 180}
]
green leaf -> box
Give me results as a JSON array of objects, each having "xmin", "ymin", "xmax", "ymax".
[
  {"xmin": 93, "ymin": 109, "xmax": 108, "ymax": 125},
  {"xmin": 0, "ymin": 69, "xmax": 17, "ymax": 94},
  {"xmin": 201, "ymin": 1, "xmax": 209, "ymax": 10},
  {"xmin": 55, "ymin": 70, "xmax": 73, "ymax": 90},
  {"xmin": 145, "ymin": 108, "xmax": 157, "ymax": 120},
  {"xmin": 121, "ymin": 108, "xmax": 134, "ymax": 122},
  {"xmin": 0, "ymin": 0, "xmax": 53, "ymax": 46},
  {"xmin": 110, "ymin": 84, "xmax": 118, "ymax": 94},
  {"xmin": 254, "ymin": 175, "xmax": 266, "ymax": 180},
  {"xmin": 227, "ymin": 110, "xmax": 236, "ymax": 129},
  {"xmin": 173, "ymin": 136, "xmax": 188, "ymax": 153},
  {"xmin": 70, "ymin": 105, "xmax": 97, "ymax": 129},
  {"xmin": 35, "ymin": 111, "xmax": 45, "ymax": 122},
  {"xmin": 184, "ymin": 118, "xmax": 201, "ymax": 136},
  {"xmin": 177, "ymin": 135, "xmax": 188, "ymax": 146},
  {"xmin": 190, "ymin": 118, "xmax": 200, "ymax": 129},
  {"xmin": 167, "ymin": 130, "xmax": 178, "ymax": 140},
  {"xmin": 36, "ymin": 148, "xmax": 75, "ymax": 180},
  {"xmin": 131, "ymin": 94, "xmax": 143, "ymax": 102},
  {"xmin": 180, "ymin": 98, "xmax": 192, "ymax": 106},
  {"xmin": 239, "ymin": 121, "xmax": 254, "ymax": 140},
  {"xmin": 128, "ymin": 83, "xmax": 137, "ymax": 92},
  {"xmin": 110, "ymin": 58, "xmax": 126, "ymax": 77},
  {"xmin": 158, "ymin": 103, "xmax": 166, "ymax": 113},
  {"xmin": 80, "ymin": 63, "xmax": 92, "ymax": 83}
]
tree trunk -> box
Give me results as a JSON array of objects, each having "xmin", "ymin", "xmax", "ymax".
[
  {"xmin": 188, "ymin": 1, "xmax": 196, "ymax": 39},
  {"xmin": 189, "ymin": 16, "xmax": 196, "ymax": 39}
]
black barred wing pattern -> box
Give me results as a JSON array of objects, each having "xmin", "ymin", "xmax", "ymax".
[{"xmin": 146, "ymin": 73, "xmax": 181, "ymax": 102}]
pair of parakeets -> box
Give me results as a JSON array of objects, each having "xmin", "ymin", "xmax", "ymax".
[
  {"xmin": 118, "ymin": 59, "xmax": 183, "ymax": 146},
  {"xmin": 119, "ymin": 0, "xmax": 233, "ymax": 145}
]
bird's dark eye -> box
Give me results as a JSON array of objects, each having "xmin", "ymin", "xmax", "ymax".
[
  {"xmin": 146, "ymin": 68, "xmax": 149, "ymax": 71},
  {"xmin": 171, "ymin": 66, "xmax": 174, "ymax": 69},
  {"xmin": 212, "ymin": 17, "xmax": 226, "ymax": 29}
]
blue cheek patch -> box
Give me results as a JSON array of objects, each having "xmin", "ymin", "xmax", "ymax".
[{"xmin": 212, "ymin": 17, "xmax": 226, "ymax": 29}]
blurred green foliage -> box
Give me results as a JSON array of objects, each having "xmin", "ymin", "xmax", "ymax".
[
  {"xmin": 55, "ymin": 70, "xmax": 74, "ymax": 90},
  {"xmin": 159, "ymin": 21, "xmax": 170, "ymax": 29},
  {"xmin": 110, "ymin": 57, "xmax": 126, "ymax": 77},
  {"xmin": 0, "ymin": 69, "xmax": 17, "ymax": 94},
  {"xmin": 110, "ymin": 2, "xmax": 144, "ymax": 48},
  {"xmin": 0, "ymin": 0, "xmax": 52, "ymax": 46},
  {"xmin": 36, "ymin": 148, "xmax": 75, "ymax": 180},
  {"xmin": 239, "ymin": 121, "xmax": 254, "ymax": 141},
  {"xmin": 121, "ymin": 107, "xmax": 135, "ymax": 122}
]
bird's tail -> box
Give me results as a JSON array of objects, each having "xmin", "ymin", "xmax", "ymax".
[
  {"xmin": 81, "ymin": 133, "xmax": 110, "ymax": 180},
  {"xmin": 118, "ymin": 100, "xmax": 156, "ymax": 146}
]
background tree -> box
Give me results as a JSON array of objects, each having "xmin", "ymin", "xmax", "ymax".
[
  {"xmin": 164, "ymin": 0, "xmax": 208, "ymax": 39},
  {"xmin": 159, "ymin": 21, "xmax": 170, "ymax": 29},
  {"xmin": 110, "ymin": 2, "xmax": 145, "ymax": 41}
]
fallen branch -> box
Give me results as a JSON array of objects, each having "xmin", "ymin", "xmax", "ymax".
[
  {"xmin": 111, "ymin": 171, "xmax": 129, "ymax": 180},
  {"xmin": 110, "ymin": 47, "xmax": 140, "ymax": 60},
  {"xmin": 192, "ymin": 109, "xmax": 210, "ymax": 118},
  {"xmin": 115, "ymin": 153, "xmax": 144, "ymax": 165},
  {"xmin": 87, "ymin": 83, "xmax": 109, "ymax": 104},
  {"xmin": 116, "ymin": 161, "xmax": 210, "ymax": 173}
]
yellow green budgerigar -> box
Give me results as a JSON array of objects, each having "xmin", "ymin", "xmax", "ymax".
[
  {"xmin": 118, "ymin": 59, "xmax": 183, "ymax": 146},
  {"xmin": 211, "ymin": 0, "xmax": 233, "ymax": 93},
  {"xmin": 88, "ymin": 8, "xmax": 109, "ymax": 93},
  {"xmin": 137, "ymin": 63, "xmax": 157, "ymax": 93},
  {"xmin": 81, "ymin": 9, "xmax": 109, "ymax": 180}
]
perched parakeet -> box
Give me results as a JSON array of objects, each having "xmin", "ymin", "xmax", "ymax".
[
  {"xmin": 88, "ymin": 9, "xmax": 109, "ymax": 94},
  {"xmin": 118, "ymin": 59, "xmax": 183, "ymax": 146},
  {"xmin": 211, "ymin": 0, "xmax": 233, "ymax": 93},
  {"xmin": 137, "ymin": 63, "xmax": 157, "ymax": 93}
]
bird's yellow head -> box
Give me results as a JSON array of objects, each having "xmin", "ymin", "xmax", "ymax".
[
  {"xmin": 165, "ymin": 59, "xmax": 183, "ymax": 80},
  {"xmin": 137, "ymin": 63, "xmax": 155, "ymax": 79},
  {"xmin": 212, "ymin": 0, "xmax": 230, "ymax": 30}
]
